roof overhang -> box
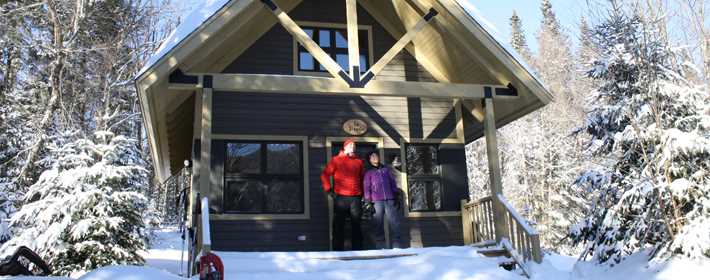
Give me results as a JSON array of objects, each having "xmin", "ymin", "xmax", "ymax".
[{"xmin": 136, "ymin": 0, "xmax": 553, "ymax": 182}]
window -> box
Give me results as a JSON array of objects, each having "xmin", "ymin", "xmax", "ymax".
[
  {"xmin": 406, "ymin": 144, "xmax": 443, "ymax": 212},
  {"xmin": 224, "ymin": 141, "xmax": 304, "ymax": 214},
  {"xmin": 297, "ymin": 26, "xmax": 370, "ymax": 73}
]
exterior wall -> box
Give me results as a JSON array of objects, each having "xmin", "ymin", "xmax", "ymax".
[{"xmin": 207, "ymin": 0, "xmax": 466, "ymax": 251}]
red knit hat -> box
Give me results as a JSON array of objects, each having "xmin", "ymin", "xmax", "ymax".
[{"xmin": 343, "ymin": 138, "xmax": 355, "ymax": 149}]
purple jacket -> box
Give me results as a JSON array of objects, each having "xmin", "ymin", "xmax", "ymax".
[{"xmin": 364, "ymin": 165, "xmax": 398, "ymax": 201}]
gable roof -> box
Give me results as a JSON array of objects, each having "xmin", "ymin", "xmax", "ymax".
[
  {"xmin": 135, "ymin": 0, "xmax": 553, "ymax": 181},
  {"xmin": 137, "ymin": 0, "xmax": 546, "ymax": 93}
]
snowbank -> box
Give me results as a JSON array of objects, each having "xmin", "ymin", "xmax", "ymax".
[
  {"xmin": 141, "ymin": 227, "xmax": 185, "ymax": 276},
  {"xmin": 211, "ymin": 246, "xmax": 525, "ymax": 280},
  {"xmin": 77, "ymin": 266, "xmax": 183, "ymax": 280}
]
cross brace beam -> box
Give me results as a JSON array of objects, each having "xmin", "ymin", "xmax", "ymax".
[{"xmin": 167, "ymin": 71, "xmax": 519, "ymax": 100}]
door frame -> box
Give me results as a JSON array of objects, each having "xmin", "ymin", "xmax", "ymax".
[{"xmin": 324, "ymin": 136, "xmax": 384, "ymax": 250}]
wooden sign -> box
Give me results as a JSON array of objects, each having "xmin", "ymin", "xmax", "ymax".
[{"xmin": 343, "ymin": 119, "xmax": 368, "ymax": 136}]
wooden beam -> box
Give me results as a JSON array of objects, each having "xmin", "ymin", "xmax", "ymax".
[
  {"xmin": 462, "ymin": 99, "xmax": 485, "ymax": 122},
  {"xmin": 260, "ymin": 0, "xmax": 352, "ymax": 85},
  {"xmin": 346, "ymin": 0, "xmax": 360, "ymax": 79},
  {"xmin": 169, "ymin": 72, "xmax": 518, "ymax": 100},
  {"xmin": 483, "ymin": 97, "xmax": 508, "ymax": 243},
  {"xmin": 199, "ymin": 87, "xmax": 213, "ymax": 200},
  {"xmin": 360, "ymin": 8, "xmax": 437, "ymax": 86}
]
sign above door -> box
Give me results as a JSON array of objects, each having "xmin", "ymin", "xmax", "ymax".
[{"xmin": 343, "ymin": 119, "xmax": 368, "ymax": 136}]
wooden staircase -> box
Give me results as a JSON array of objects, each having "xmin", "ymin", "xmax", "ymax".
[{"xmin": 461, "ymin": 195, "xmax": 542, "ymax": 278}]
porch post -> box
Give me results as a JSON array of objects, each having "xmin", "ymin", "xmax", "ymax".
[
  {"xmin": 195, "ymin": 76, "xmax": 213, "ymax": 256},
  {"xmin": 483, "ymin": 92, "xmax": 508, "ymax": 243},
  {"xmin": 199, "ymin": 76, "xmax": 213, "ymax": 201}
]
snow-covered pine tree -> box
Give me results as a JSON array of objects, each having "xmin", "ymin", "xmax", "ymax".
[
  {"xmin": 570, "ymin": 2, "xmax": 710, "ymax": 263},
  {"xmin": 0, "ymin": 131, "xmax": 149, "ymax": 275},
  {"xmin": 509, "ymin": 10, "xmax": 532, "ymax": 61}
]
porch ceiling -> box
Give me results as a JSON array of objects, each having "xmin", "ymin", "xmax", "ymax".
[{"xmin": 136, "ymin": 0, "xmax": 553, "ymax": 181}]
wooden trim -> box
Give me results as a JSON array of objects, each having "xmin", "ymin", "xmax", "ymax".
[
  {"xmin": 462, "ymin": 99, "xmax": 485, "ymax": 122},
  {"xmin": 453, "ymin": 99, "xmax": 465, "ymax": 143},
  {"xmin": 171, "ymin": 72, "xmax": 511, "ymax": 99},
  {"xmin": 210, "ymin": 134, "xmax": 311, "ymax": 220},
  {"xmin": 400, "ymin": 137, "xmax": 463, "ymax": 218},
  {"xmin": 264, "ymin": 2, "xmax": 349, "ymax": 83},
  {"xmin": 292, "ymin": 21, "xmax": 374, "ymax": 78},
  {"xmin": 361, "ymin": 8, "xmax": 435, "ymax": 85},
  {"xmin": 189, "ymin": 90, "xmax": 202, "ymax": 228},
  {"xmin": 199, "ymin": 88, "xmax": 213, "ymax": 199},
  {"xmin": 403, "ymin": 138, "xmax": 464, "ymax": 144},
  {"xmin": 345, "ymin": 0, "xmax": 360, "ymax": 78},
  {"xmin": 483, "ymin": 98, "xmax": 508, "ymax": 243}
]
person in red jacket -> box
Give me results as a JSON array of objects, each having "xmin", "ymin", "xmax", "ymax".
[{"xmin": 321, "ymin": 139, "xmax": 364, "ymax": 250}]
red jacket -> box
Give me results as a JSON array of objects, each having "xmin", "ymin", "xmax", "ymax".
[{"xmin": 321, "ymin": 151, "xmax": 364, "ymax": 196}]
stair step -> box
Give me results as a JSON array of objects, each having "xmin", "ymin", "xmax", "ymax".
[
  {"xmin": 470, "ymin": 240, "xmax": 497, "ymax": 248},
  {"xmin": 477, "ymin": 248, "xmax": 510, "ymax": 258},
  {"xmin": 312, "ymin": 253, "xmax": 418, "ymax": 261}
]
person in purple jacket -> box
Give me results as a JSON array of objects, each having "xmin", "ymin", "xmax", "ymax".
[{"xmin": 363, "ymin": 151, "xmax": 402, "ymax": 249}]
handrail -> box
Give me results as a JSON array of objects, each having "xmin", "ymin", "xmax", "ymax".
[
  {"xmin": 201, "ymin": 196, "xmax": 211, "ymax": 254},
  {"xmin": 461, "ymin": 197, "xmax": 495, "ymax": 244},
  {"xmin": 461, "ymin": 194, "xmax": 542, "ymax": 266},
  {"xmin": 496, "ymin": 194, "xmax": 542, "ymax": 264},
  {"xmin": 497, "ymin": 194, "xmax": 537, "ymax": 234}
]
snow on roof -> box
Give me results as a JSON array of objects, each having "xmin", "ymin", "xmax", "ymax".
[
  {"xmin": 137, "ymin": 0, "xmax": 231, "ymax": 78},
  {"xmin": 137, "ymin": 0, "xmax": 545, "ymax": 92}
]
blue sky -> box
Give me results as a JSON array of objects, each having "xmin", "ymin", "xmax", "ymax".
[
  {"xmin": 176, "ymin": 0, "xmax": 587, "ymax": 53},
  {"xmin": 469, "ymin": 0, "xmax": 587, "ymax": 52}
]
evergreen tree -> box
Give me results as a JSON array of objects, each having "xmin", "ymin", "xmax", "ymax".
[
  {"xmin": 0, "ymin": 131, "xmax": 149, "ymax": 275},
  {"xmin": 509, "ymin": 10, "xmax": 531, "ymax": 60},
  {"xmin": 571, "ymin": 3, "xmax": 710, "ymax": 263}
]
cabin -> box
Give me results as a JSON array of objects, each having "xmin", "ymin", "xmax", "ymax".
[{"xmin": 135, "ymin": 0, "xmax": 551, "ymax": 270}]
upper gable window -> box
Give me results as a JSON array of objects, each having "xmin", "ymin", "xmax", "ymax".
[{"xmin": 297, "ymin": 26, "xmax": 370, "ymax": 74}]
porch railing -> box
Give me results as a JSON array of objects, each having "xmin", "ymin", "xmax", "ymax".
[
  {"xmin": 149, "ymin": 165, "xmax": 192, "ymax": 226},
  {"xmin": 461, "ymin": 195, "xmax": 542, "ymax": 264}
]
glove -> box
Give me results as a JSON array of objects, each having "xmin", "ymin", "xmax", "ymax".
[{"xmin": 362, "ymin": 200, "xmax": 375, "ymax": 219}]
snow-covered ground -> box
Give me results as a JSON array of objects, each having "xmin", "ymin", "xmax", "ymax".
[{"xmin": 3, "ymin": 228, "xmax": 710, "ymax": 279}]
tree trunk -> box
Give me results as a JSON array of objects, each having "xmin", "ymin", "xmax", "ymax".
[{"xmin": 15, "ymin": 1, "xmax": 65, "ymax": 191}]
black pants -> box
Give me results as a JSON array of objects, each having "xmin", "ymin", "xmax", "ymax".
[{"xmin": 332, "ymin": 195, "xmax": 363, "ymax": 251}]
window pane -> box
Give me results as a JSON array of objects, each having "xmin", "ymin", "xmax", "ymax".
[
  {"xmin": 318, "ymin": 30, "xmax": 331, "ymax": 47},
  {"xmin": 359, "ymin": 54, "xmax": 368, "ymax": 71},
  {"xmin": 358, "ymin": 30, "xmax": 368, "ymax": 49},
  {"xmin": 267, "ymin": 143, "xmax": 300, "ymax": 174},
  {"xmin": 406, "ymin": 145, "xmax": 440, "ymax": 176},
  {"xmin": 265, "ymin": 179, "xmax": 303, "ymax": 213},
  {"xmin": 335, "ymin": 30, "xmax": 347, "ymax": 48},
  {"xmin": 303, "ymin": 28, "xmax": 314, "ymax": 38},
  {"xmin": 408, "ymin": 180, "xmax": 442, "ymax": 211},
  {"xmin": 336, "ymin": 54, "xmax": 349, "ymax": 71},
  {"xmin": 225, "ymin": 179, "xmax": 266, "ymax": 212},
  {"xmin": 299, "ymin": 52, "xmax": 314, "ymax": 70},
  {"xmin": 226, "ymin": 143, "xmax": 261, "ymax": 174}
]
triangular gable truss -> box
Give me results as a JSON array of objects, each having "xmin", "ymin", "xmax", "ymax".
[{"xmin": 136, "ymin": 0, "xmax": 553, "ymax": 181}]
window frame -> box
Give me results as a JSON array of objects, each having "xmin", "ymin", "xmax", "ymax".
[
  {"xmin": 293, "ymin": 21, "xmax": 374, "ymax": 77},
  {"xmin": 405, "ymin": 144, "xmax": 444, "ymax": 212},
  {"xmin": 212, "ymin": 134, "xmax": 310, "ymax": 220},
  {"xmin": 400, "ymin": 138, "xmax": 464, "ymax": 218}
]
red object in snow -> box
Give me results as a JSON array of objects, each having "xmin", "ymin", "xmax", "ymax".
[
  {"xmin": 321, "ymin": 151, "xmax": 365, "ymax": 196},
  {"xmin": 199, "ymin": 253, "xmax": 224, "ymax": 280}
]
